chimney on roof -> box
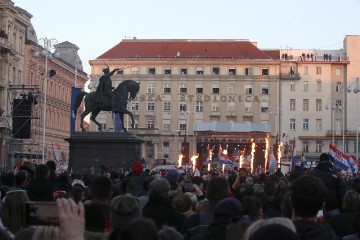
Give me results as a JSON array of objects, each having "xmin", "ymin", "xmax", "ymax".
[{"xmin": 133, "ymin": 37, "xmax": 137, "ymax": 40}]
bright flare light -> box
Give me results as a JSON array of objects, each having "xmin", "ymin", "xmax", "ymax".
[
  {"xmin": 222, "ymin": 163, "xmax": 225, "ymax": 173},
  {"xmin": 178, "ymin": 154, "xmax": 183, "ymax": 168},
  {"xmin": 250, "ymin": 141, "xmax": 256, "ymax": 174},
  {"xmin": 278, "ymin": 142, "xmax": 283, "ymax": 168},
  {"xmin": 265, "ymin": 137, "xmax": 269, "ymax": 171},
  {"xmin": 191, "ymin": 154, "xmax": 199, "ymax": 172}
]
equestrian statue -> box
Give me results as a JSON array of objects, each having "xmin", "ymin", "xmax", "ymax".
[{"xmin": 74, "ymin": 65, "xmax": 140, "ymax": 132}]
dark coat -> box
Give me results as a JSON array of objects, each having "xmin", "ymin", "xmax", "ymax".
[
  {"xmin": 309, "ymin": 162, "xmax": 347, "ymax": 211},
  {"xmin": 329, "ymin": 211, "xmax": 357, "ymax": 237},
  {"xmin": 143, "ymin": 197, "xmax": 185, "ymax": 233},
  {"xmin": 294, "ymin": 219, "xmax": 340, "ymax": 240},
  {"xmin": 27, "ymin": 178, "xmax": 56, "ymax": 201}
]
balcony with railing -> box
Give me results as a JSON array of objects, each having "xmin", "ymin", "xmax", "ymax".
[{"xmin": 280, "ymin": 73, "xmax": 301, "ymax": 80}]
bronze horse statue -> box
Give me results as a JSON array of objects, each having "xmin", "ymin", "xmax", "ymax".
[{"xmin": 74, "ymin": 80, "xmax": 140, "ymax": 132}]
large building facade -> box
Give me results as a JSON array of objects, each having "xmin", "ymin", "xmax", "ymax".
[
  {"xmin": 0, "ymin": 1, "xmax": 88, "ymax": 167},
  {"xmin": 89, "ymin": 37, "xmax": 360, "ymax": 168}
]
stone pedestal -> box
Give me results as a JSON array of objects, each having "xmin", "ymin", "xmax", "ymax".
[{"xmin": 65, "ymin": 132, "xmax": 144, "ymax": 173}]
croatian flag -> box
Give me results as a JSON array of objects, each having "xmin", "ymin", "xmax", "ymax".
[
  {"xmin": 290, "ymin": 141, "xmax": 297, "ymax": 172},
  {"xmin": 300, "ymin": 151, "xmax": 307, "ymax": 171},
  {"xmin": 328, "ymin": 144, "xmax": 349, "ymax": 171},
  {"xmin": 219, "ymin": 154, "xmax": 234, "ymax": 166}
]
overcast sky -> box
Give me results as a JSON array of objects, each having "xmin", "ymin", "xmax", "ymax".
[{"xmin": 15, "ymin": 0, "xmax": 360, "ymax": 74}]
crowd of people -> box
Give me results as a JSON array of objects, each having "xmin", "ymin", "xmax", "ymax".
[{"xmin": 0, "ymin": 152, "xmax": 360, "ymax": 239}]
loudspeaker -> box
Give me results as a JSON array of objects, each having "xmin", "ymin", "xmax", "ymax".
[
  {"xmin": 12, "ymin": 99, "xmax": 31, "ymax": 139},
  {"xmin": 181, "ymin": 141, "xmax": 190, "ymax": 164}
]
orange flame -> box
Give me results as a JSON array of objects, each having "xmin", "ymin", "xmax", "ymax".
[
  {"xmin": 178, "ymin": 154, "xmax": 183, "ymax": 167},
  {"xmin": 191, "ymin": 154, "xmax": 199, "ymax": 172},
  {"xmin": 278, "ymin": 142, "xmax": 283, "ymax": 167},
  {"xmin": 251, "ymin": 141, "xmax": 256, "ymax": 174},
  {"xmin": 222, "ymin": 149, "xmax": 228, "ymax": 155},
  {"xmin": 265, "ymin": 138, "xmax": 269, "ymax": 171},
  {"xmin": 222, "ymin": 163, "xmax": 225, "ymax": 173},
  {"xmin": 208, "ymin": 163, "xmax": 211, "ymax": 172}
]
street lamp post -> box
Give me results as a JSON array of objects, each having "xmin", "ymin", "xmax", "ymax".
[{"xmin": 34, "ymin": 37, "xmax": 59, "ymax": 163}]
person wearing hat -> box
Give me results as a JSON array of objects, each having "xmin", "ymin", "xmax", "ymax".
[
  {"xmin": 309, "ymin": 153, "xmax": 346, "ymax": 220},
  {"xmin": 108, "ymin": 195, "xmax": 142, "ymax": 240},
  {"xmin": 125, "ymin": 161, "xmax": 143, "ymax": 195}
]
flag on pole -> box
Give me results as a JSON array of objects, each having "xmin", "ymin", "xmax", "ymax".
[
  {"xmin": 290, "ymin": 139, "xmax": 297, "ymax": 172},
  {"xmin": 328, "ymin": 143, "xmax": 349, "ymax": 171},
  {"xmin": 300, "ymin": 151, "xmax": 307, "ymax": 171},
  {"xmin": 53, "ymin": 142, "xmax": 61, "ymax": 161},
  {"xmin": 268, "ymin": 153, "xmax": 277, "ymax": 173},
  {"xmin": 70, "ymin": 87, "xmax": 81, "ymax": 135}
]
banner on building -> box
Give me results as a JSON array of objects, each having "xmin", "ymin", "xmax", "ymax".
[{"xmin": 70, "ymin": 87, "xmax": 82, "ymax": 135}]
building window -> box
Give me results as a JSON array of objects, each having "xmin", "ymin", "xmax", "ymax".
[
  {"xmin": 163, "ymin": 141, "xmax": 170, "ymax": 148},
  {"xmin": 245, "ymin": 101, "xmax": 252, "ymax": 113},
  {"xmin": 261, "ymin": 102, "xmax": 268, "ymax": 113},
  {"xmin": 316, "ymin": 80, "xmax": 322, "ymax": 92},
  {"xmin": 196, "ymin": 67, "xmax": 204, "ymax": 74},
  {"xmin": 228, "ymin": 102, "xmax": 236, "ymax": 111},
  {"xmin": 290, "ymin": 119, "xmax": 296, "ymax": 130},
  {"xmin": 212, "ymin": 102, "xmax": 220, "ymax": 112},
  {"xmin": 354, "ymin": 141, "xmax": 360, "ymax": 153},
  {"xmin": 196, "ymin": 101, "xmax": 203, "ymax": 112},
  {"xmin": 245, "ymin": 83, "xmax": 253, "ymax": 94},
  {"xmin": 316, "ymin": 99, "xmax": 322, "ymax": 111},
  {"xmin": 303, "ymin": 119, "xmax": 309, "ymax": 130},
  {"xmin": 245, "ymin": 68, "xmax": 252, "ymax": 75},
  {"xmin": 147, "ymin": 83, "xmax": 155, "ymax": 93},
  {"xmin": 229, "ymin": 68, "xmax": 236, "ymax": 75},
  {"xmin": 99, "ymin": 123, "xmax": 106, "ymax": 131},
  {"xmin": 316, "ymin": 67, "xmax": 322, "ymax": 75},
  {"xmin": 163, "ymin": 120, "xmax": 170, "ymax": 132},
  {"xmin": 213, "ymin": 67, "xmax": 220, "ymax": 74},
  {"xmin": 290, "ymin": 82, "xmax": 295, "ymax": 91},
  {"xmin": 180, "ymin": 68, "xmax": 187, "ymax": 74},
  {"xmin": 132, "ymin": 67, "xmax": 139, "ymax": 74},
  {"xmin": 228, "ymin": 83, "xmax": 236, "ymax": 94},
  {"xmin": 131, "ymin": 102, "xmax": 139, "ymax": 111},
  {"xmin": 147, "ymin": 120, "xmax": 155, "ymax": 129},
  {"xmin": 196, "ymin": 83, "xmax": 203, "ymax": 93},
  {"xmin": 261, "ymin": 68, "xmax": 269, "ymax": 75},
  {"xmin": 316, "ymin": 119, "xmax": 322, "ymax": 131},
  {"xmin": 261, "ymin": 85, "xmax": 269, "ymax": 94},
  {"xmin": 336, "ymin": 67, "xmax": 341, "ymax": 76},
  {"xmin": 180, "ymin": 103, "xmax": 187, "ymax": 112},
  {"xmin": 335, "ymin": 82, "xmax": 342, "ymax": 92},
  {"xmin": 163, "ymin": 83, "xmax": 171, "ymax": 93},
  {"xmin": 163, "ymin": 102, "xmax": 171, "ymax": 112},
  {"xmin": 164, "ymin": 68, "xmax": 171, "ymax": 74},
  {"xmin": 147, "ymin": 102, "xmax": 155, "ymax": 111},
  {"xmin": 303, "ymin": 99, "xmax": 309, "ymax": 111},
  {"xmin": 148, "ymin": 68, "xmax": 156, "ymax": 74},
  {"xmin": 180, "ymin": 83, "xmax": 187, "ymax": 93},
  {"xmin": 116, "ymin": 69, "xmax": 123, "ymax": 74},
  {"xmin": 212, "ymin": 83, "xmax": 220, "ymax": 94},
  {"xmin": 180, "ymin": 123, "xmax": 187, "ymax": 131},
  {"xmin": 290, "ymin": 99, "xmax": 296, "ymax": 111},
  {"xmin": 303, "ymin": 81, "xmax": 308, "ymax": 92},
  {"xmin": 303, "ymin": 66, "xmax": 308, "ymax": 75},
  {"xmin": 316, "ymin": 141, "xmax": 322, "ymax": 153},
  {"xmin": 303, "ymin": 140, "xmax": 309, "ymax": 152},
  {"xmin": 344, "ymin": 141, "xmax": 349, "ymax": 153}
]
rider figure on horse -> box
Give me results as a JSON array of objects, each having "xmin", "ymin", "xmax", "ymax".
[{"xmin": 95, "ymin": 64, "xmax": 120, "ymax": 111}]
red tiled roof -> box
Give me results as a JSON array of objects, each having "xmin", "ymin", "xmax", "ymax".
[
  {"xmin": 96, "ymin": 39, "xmax": 273, "ymax": 60},
  {"xmin": 262, "ymin": 50, "xmax": 280, "ymax": 60}
]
